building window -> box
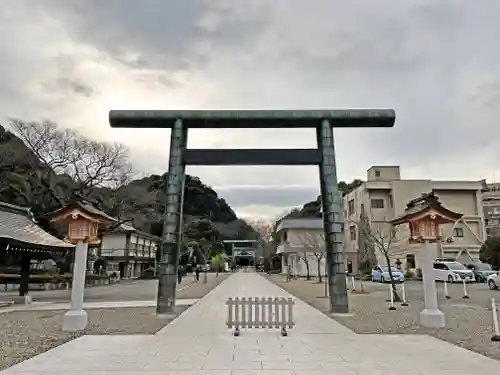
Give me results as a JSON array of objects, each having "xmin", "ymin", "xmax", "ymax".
[
  {"xmin": 453, "ymin": 227, "xmax": 464, "ymax": 238},
  {"xmin": 370, "ymin": 198, "xmax": 384, "ymax": 209},
  {"xmin": 375, "ymin": 169, "xmax": 381, "ymax": 177},
  {"xmin": 406, "ymin": 254, "xmax": 416, "ymax": 268},
  {"xmin": 348, "ymin": 199, "xmax": 355, "ymax": 216},
  {"xmin": 349, "ymin": 226, "xmax": 356, "ymax": 241},
  {"xmin": 283, "ymin": 231, "xmax": 288, "ymax": 242},
  {"xmin": 389, "ymin": 195, "xmax": 394, "ymax": 208}
]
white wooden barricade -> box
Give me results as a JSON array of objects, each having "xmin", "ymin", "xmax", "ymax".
[{"xmin": 226, "ymin": 297, "xmax": 295, "ymax": 336}]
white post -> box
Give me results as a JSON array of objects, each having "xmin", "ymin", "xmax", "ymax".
[
  {"xmin": 388, "ymin": 284, "xmax": 396, "ymax": 310},
  {"xmin": 62, "ymin": 240, "xmax": 88, "ymax": 331},
  {"xmin": 401, "ymin": 282, "xmax": 409, "ymax": 306},
  {"xmin": 351, "ymin": 276, "xmax": 356, "ymax": 292},
  {"xmin": 462, "ymin": 279, "xmax": 470, "ymax": 299},
  {"xmin": 419, "ymin": 241, "xmax": 445, "ymax": 327},
  {"xmin": 491, "ymin": 298, "xmax": 500, "ymax": 342},
  {"xmin": 444, "ymin": 280, "xmax": 450, "ymax": 299}
]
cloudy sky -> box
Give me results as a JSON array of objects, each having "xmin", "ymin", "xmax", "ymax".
[{"xmin": 2, "ymin": 0, "xmax": 500, "ymax": 218}]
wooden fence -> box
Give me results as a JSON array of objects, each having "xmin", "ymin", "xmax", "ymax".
[{"xmin": 226, "ymin": 297, "xmax": 295, "ymax": 336}]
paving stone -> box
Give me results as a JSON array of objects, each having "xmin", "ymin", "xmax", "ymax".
[{"xmin": 1, "ymin": 273, "xmax": 499, "ymax": 374}]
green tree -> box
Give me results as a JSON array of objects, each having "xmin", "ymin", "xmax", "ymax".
[
  {"xmin": 480, "ymin": 237, "xmax": 500, "ymax": 269},
  {"xmin": 211, "ymin": 253, "xmax": 225, "ymax": 275}
]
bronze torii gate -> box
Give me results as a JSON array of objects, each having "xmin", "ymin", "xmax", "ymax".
[{"xmin": 109, "ymin": 109, "xmax": 395, "ymax": 314}]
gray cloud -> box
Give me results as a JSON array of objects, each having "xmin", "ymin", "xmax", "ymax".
[
  {"xmin": 42, "ymin": 78, "xmax": 96, "ymax": 97},
  {"xmin": 40, "ymin": 0, "xmax": 271, "ymax": 72},
  {"xmin": 1, "ymin": 0, "xmax": 500, "ymax": 217}
]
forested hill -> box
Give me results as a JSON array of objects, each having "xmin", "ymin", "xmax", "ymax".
[
  {"xmin": 282, "ymin": 179, "xmax": 363, "ymax": 219},
  {"xmin": 0, "ymin": 121, "xmax": 256, "ymax": 240}
]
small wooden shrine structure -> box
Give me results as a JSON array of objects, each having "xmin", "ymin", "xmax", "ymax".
[
  {"xmin": 392, "ymin": 191, "xmax": 463, "ymax": 243},
  {"xmin": 47, "ymin": 195, "xmax": 117, "ymax": 245}
]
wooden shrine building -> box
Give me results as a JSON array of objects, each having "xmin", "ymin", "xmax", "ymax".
[{"xmin": 0, "ymin": 201, "xmax": 75, "ymax": 302}]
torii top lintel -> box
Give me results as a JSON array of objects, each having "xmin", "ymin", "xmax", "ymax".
[{"xmin": 109, "ymin": 109, "xmax": 395, "ymax": 129}]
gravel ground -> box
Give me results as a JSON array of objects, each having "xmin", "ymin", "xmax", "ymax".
[
  {"xmin": 0, "ymin": 273, "xmax": 230, "ymax": 371},
  {"xmin": 265, "ymin": 274, "xmax": 500, "ymax": 361}
]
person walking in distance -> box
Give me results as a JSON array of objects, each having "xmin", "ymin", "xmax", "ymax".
[
  {"xmin": 195, "ymin": 266, "xmax": 201, "ymax": 282},
  {"xmin": 177, "ymin": 268, "xmax": 182, "ymax": 284}
]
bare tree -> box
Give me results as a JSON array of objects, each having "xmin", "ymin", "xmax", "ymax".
[
  {"xmin": 8, "ymin": 119, "xmax": 132, "ymax": 207},
  {"xmin": 196, "ymin": 237, "xmax": 220, "ymax": 283},
  {"xmin": 357, "ymin": 218, "xmax": 406, "ymax": 302},
  {"xmin": 297, "ymin": 232, "xmax": 325, "ymax": 282},
  {"xmin": 246, "ymin": 218, "xmax": 275, "ymax": 269}
]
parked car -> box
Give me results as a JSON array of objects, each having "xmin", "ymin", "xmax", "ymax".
[
  {"xmin": 487, "ymin": 272, "xmax": 500, "ymax": 290},
  {"xmin": 465, "ymin": 263, "xmax": 497, "ymax": 282},
  {"xmin": 371, "ymin": 265, "xmax": 405, "ymax": 283},
  {"xmin": 433, "ymin": 261, "xmax": 474, "ymax": 283}
]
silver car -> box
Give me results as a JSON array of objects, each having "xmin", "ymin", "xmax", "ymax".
[{"xmin": 487, "ymin": 272, "xmax": 500, "ymax": 290}]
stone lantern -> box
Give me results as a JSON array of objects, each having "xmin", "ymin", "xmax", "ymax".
[
  {"xmin": 48, "ymin": 196, "xmax": 115, "ymax": 331},
  {"xmin": 392, "ymin": 191, "xmax": 462, "ymax": 328}
]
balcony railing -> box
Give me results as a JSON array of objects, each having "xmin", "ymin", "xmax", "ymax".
[{"xmin": 99, "ymin": 248, "xmax": 155, "ymax": 259}]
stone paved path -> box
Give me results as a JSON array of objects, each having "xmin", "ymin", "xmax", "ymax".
[{"xmin": 1, "ymin": 272, "xmax": 499, "ymax": 375}]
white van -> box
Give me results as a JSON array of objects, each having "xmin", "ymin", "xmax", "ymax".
[{"xmin": 433, "ymin": 261, "xmax": 474, "ymax": 283}]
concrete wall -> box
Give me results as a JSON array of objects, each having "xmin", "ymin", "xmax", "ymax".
[
  {"xmin": 100, "ymin": 233, "xmax": 126, "ymax": 256},
  {"xmin": 343, "ymin": 166, "xmax": 486, "ymax": 269}
]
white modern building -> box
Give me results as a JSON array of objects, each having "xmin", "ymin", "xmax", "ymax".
[
  {"xmin": 343, "ymin": 166, "xmax": 487, "ymax": 271},
  {"xmin": 481, "ymin": 180, "xmax": 500, "ymax": 237},
  {"xmin": 99, "ymin": 223, "xmax": 159, "ymax": 279},
  {"xmin": 275, "ymin": 218, "xmax": 358, "ymax": 277}
]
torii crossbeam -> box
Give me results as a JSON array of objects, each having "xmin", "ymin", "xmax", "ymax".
[{"xmin": 109, "ymin": 109, "xmax": 395, "ymax": 315}]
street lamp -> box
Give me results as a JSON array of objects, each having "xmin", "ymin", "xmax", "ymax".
[
  {"xmin": 392, "ymin": 191, "xmax": 462, "ymax": 328},
  {"xmin": 50, "ymin": 202, "xmax": 111, "ymax": 331}
]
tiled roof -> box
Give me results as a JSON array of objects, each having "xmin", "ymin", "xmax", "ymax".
[
  {"xmin": 392, "ymin": 191, "xmax": 463, "ymax": 224},
  {"xmin": 0, "ymin": 202, "xmax": 74, "ymax": 249},
  {"xmin": 276, "ymin": 218, "xmax": 324, "ymax": 233},
  {"xmin": 104, "ymin": 222, "xmax": 161, "ymax": 241},
  {"xmin": 76, "ymin": 201, "xmax": 117, "ymax": 222}
]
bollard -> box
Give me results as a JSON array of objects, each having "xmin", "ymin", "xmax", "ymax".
[
  {"xmin": 351, "ymin": 276, "xmax": 356, "ymax": 292},
  {"xmin": 444, "ymin": 280, "xmax": 450, "ymax": 299},
  {"xmin": 491, "ymin": 298, "xmax": 500, "ymax": 342},
  {"xmin": 401, "ymin": 282, "xmax": 409, "ymax": 306},
  {"xmin": 345, "ymin": 275, "xmax": 349, "ymax": 290},
  {"xmin": 359, "ymin": 278, "xmax": 364, "ymax": 293},
  {"xmin": 388, "ymin": 284, "xmax": 396, "ymax": 310},
  {"xmin": 462, "ymin": 279, "xmax": 470, "ymax": 299},
  {"xmin": 324, "ymin": 273, "xmax": 328, "ymax": 297}
]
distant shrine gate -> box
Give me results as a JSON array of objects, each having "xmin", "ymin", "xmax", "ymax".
[{"xmin": 109, "ymin": 109, "xmax": 396, "ymax": 314}]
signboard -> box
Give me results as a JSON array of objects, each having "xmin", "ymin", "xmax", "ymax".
[{"xmin": 233, "ymin": 250, "xmax": 255, "ymax": 258}]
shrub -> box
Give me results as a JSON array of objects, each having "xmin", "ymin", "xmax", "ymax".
[
  {"xmin": 211, "ymin": 253, "xmax": 225, "ymax": 272},
  {"xmin": 415, "ymin": 268, "xmax": 422, "ymax": 278},
  {"xmin": 404, "ymin": 270, "xmax": 413, "ymax": 279}
]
